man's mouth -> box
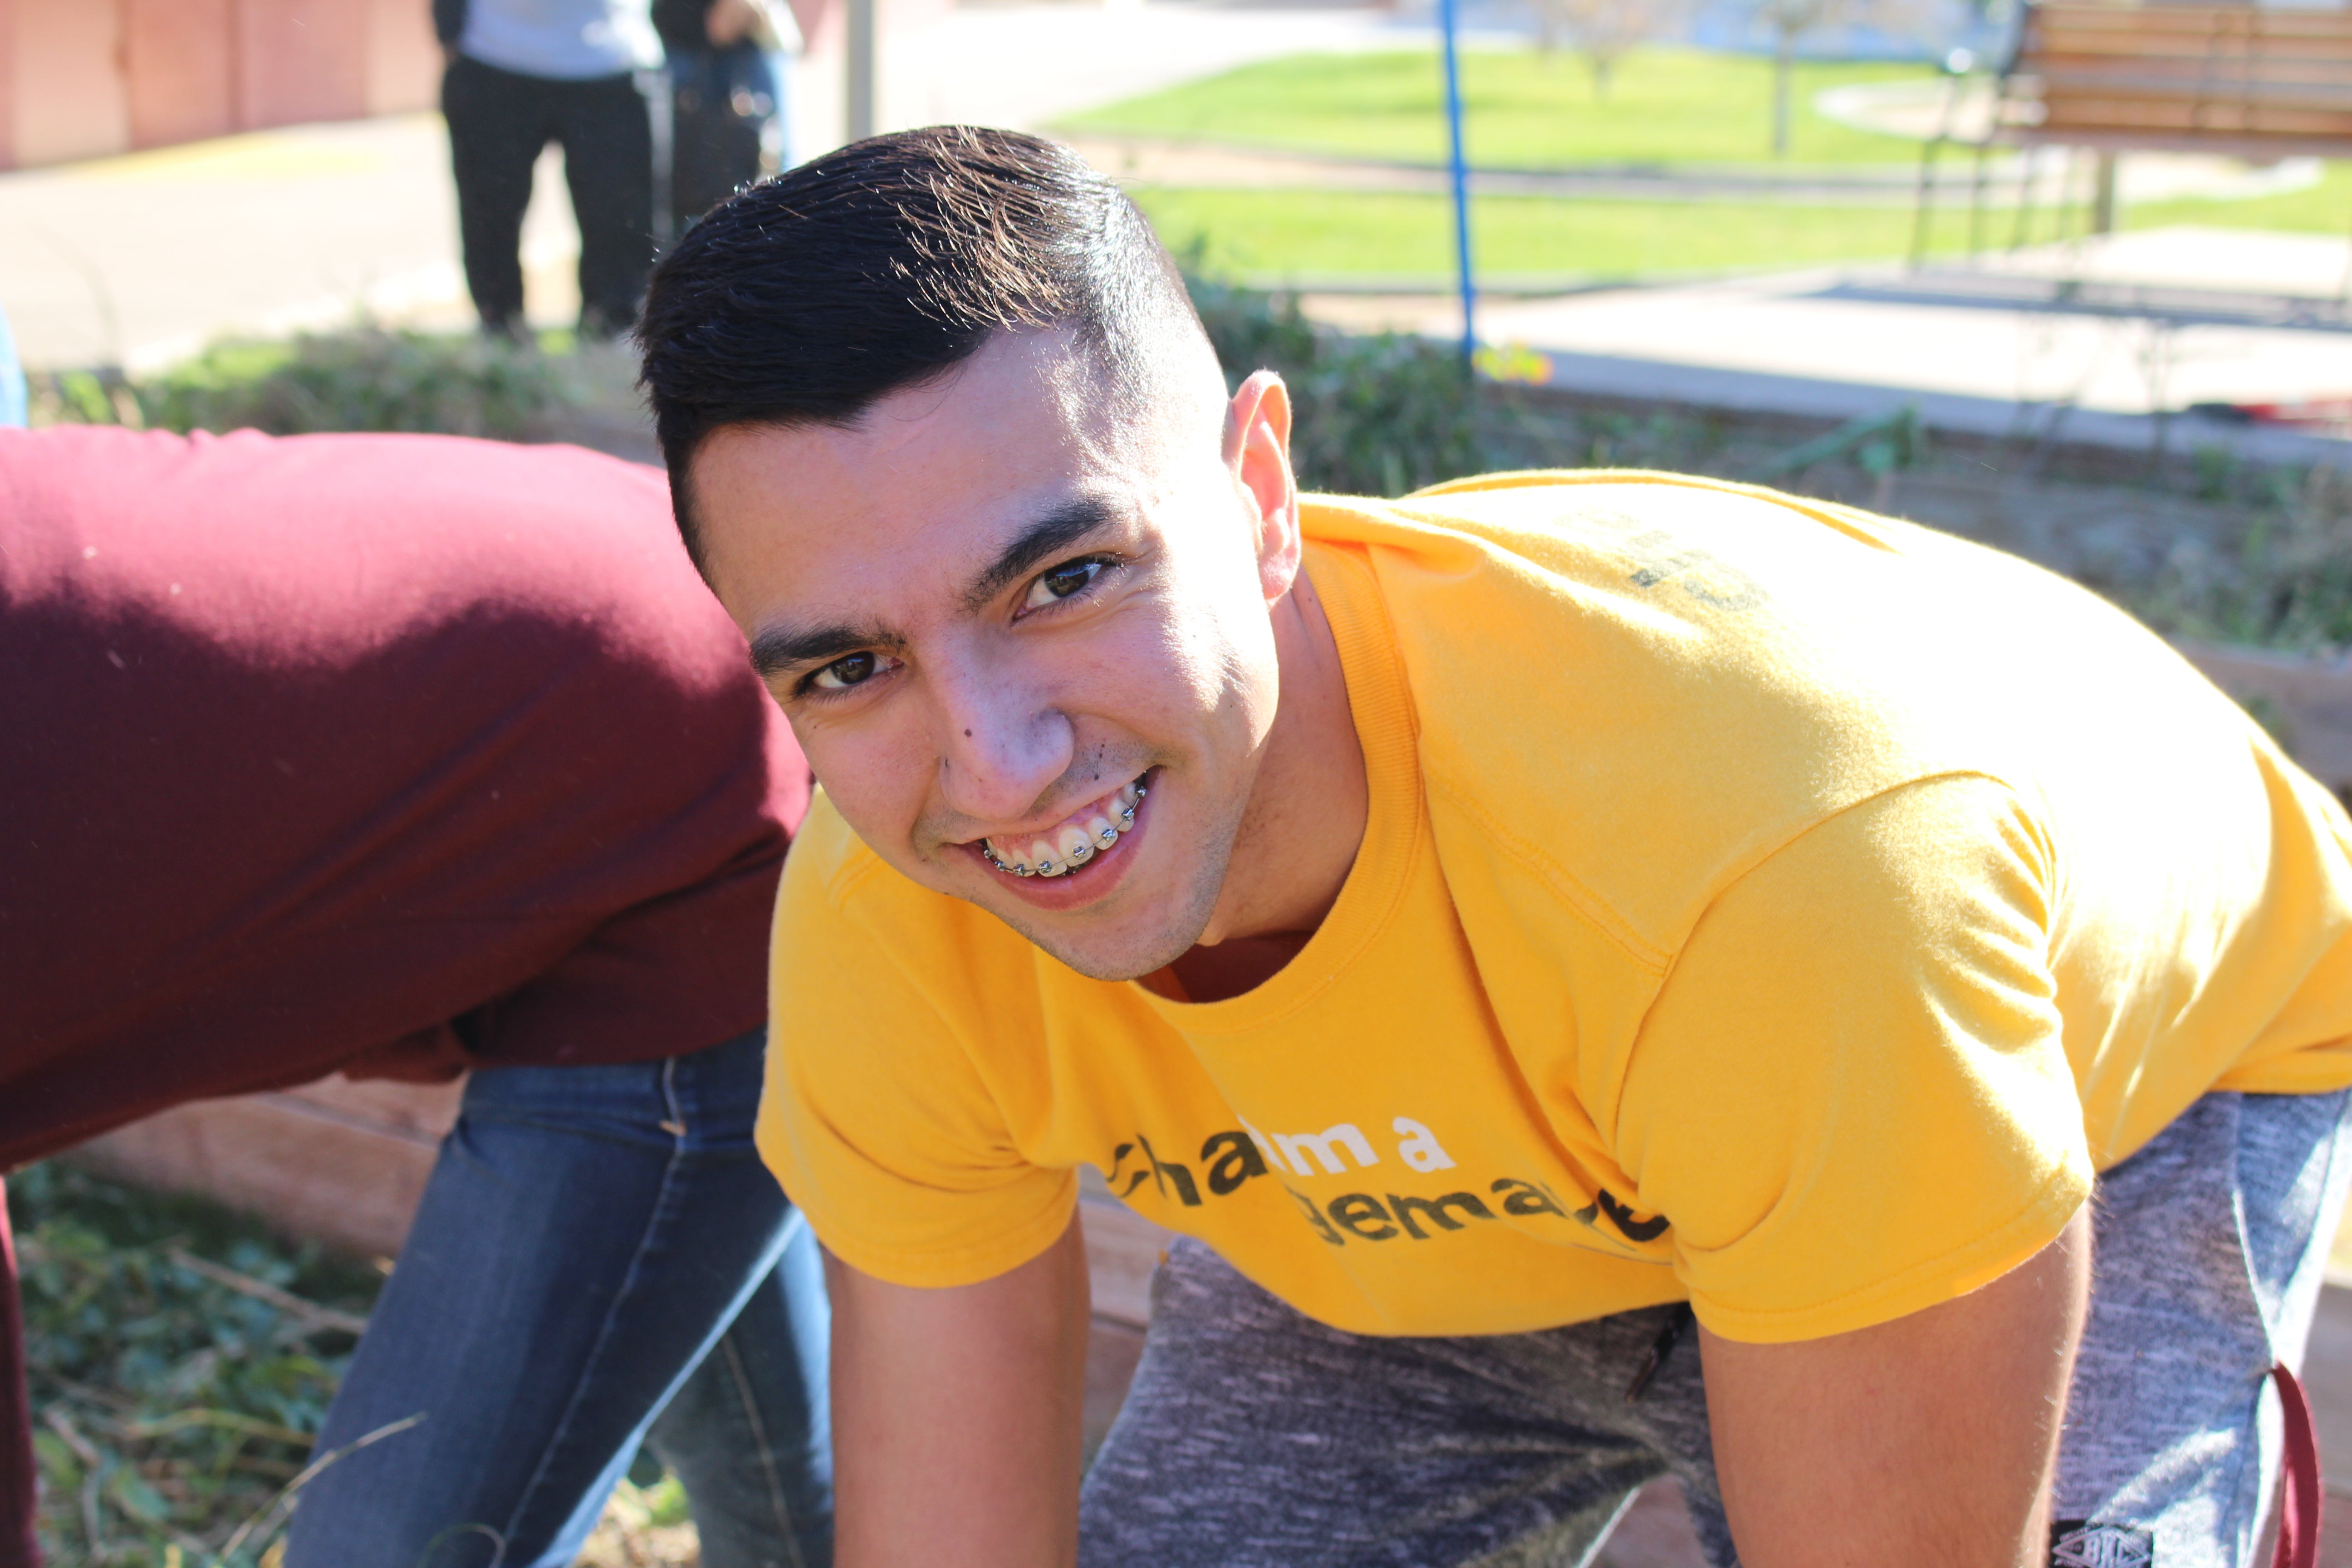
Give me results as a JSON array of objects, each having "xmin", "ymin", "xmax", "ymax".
[{"xmin": 977, "ymin": 773, "xmax": 1149, "ymax": 879}]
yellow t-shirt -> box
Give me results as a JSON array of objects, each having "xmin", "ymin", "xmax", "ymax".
[{"xmin": 759, "ymin": 471, "xmax": 2352, "ymax": 1344}]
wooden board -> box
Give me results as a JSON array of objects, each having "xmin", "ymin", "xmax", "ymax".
[
  {"xmin": 2174, "ymin": 640, "xmax": 2352, "ymax": 805},
  {"xmin": 1079, "ymin": 1193, "xmax": 1170, "ymax": 1331},
  {"xmin": 66, "ymin": 1077, "xmax": 461, "ymax": 1260},
  {"xmin": 1077, "ymin": 1192, "xmax": 1174, "ymax": 1451}
]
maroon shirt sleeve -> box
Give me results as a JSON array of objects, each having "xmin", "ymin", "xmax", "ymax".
[{"xmin": 0, "ymin": 427, "xmax": 812, "ymax": 1168}]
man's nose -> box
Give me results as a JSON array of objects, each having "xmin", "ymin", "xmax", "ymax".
[{"xmin": 929, "ymin": 663, "xmax": 1074, "ymax": 824}]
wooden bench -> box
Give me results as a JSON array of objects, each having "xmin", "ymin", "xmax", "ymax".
[
  {"xmin": 1913, "ymin": 2, "xmax": 2352, "ymax": 259},
  {"xmin": 1997, "ymin": 2, "xmax": 2352, "ymax": 163}
]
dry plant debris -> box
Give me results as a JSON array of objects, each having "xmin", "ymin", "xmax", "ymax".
[
  {"xmin": 11, "ymin": 1162, "xmax": 700, "ymax": 1567},
  {"xmin": 12, "ymin": 1162, "xmax": 378, "ymax": 1566}
]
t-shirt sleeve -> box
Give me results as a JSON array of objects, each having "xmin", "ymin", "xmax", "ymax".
[
  {"xmin": 1612, "ymin": 774, "xmax": 2092, "ymax": 1344},
  {"xmin": 756, "ymin": 836, "xmax": 1077, "ymax": 1289}
]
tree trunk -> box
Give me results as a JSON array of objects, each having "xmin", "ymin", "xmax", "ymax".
[{"xmin": 1772, "ymin": 31, "xmax": 1794, "ymax": 157}]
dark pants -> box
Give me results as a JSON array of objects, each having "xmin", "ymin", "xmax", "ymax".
[
  {"xmin": 1082, "ymin": 1091, "xmax": 2352, "ymax": 1568},
  {"xmin": 441, "ymin": 55, "xmax": 654, "ymax": 339},
  {"xmin": 667, "ymin": 44, "xmax": 774, "ymax": 232},
  {"xmin": 282, "ymin": 1031, "xmax": 832, "ymax": 1568}
]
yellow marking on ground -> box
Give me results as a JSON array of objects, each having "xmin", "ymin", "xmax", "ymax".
[{"xmin": 61, "ymin": 117, "xmax": 436, "ymax": 184}]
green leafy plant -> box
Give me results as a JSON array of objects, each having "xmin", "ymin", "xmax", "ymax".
[
  {"xmin": 9, "ymin": 1162, "xmax": 385, "ymax": 1567},
  {"xmin": 1189, "ymin": 277, "xmax": 1487, "ymax": 497},
  {"xmin": 33, "ymin": 327, "xmax": 570, "ymax": 440}
]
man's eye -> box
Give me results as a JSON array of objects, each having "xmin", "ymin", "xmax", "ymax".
[
  {"xmin": 1022, "ymin": 558, "xmax": 1106, "ymax": 611},
  {"xmin": 808, "ymin": 652, "xmax": 879, "ymax": 692}
]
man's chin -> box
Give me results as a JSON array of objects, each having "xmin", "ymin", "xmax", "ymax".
[
  {"xmin": 974, "ymin": 846, "xmax": 1227, "ymax": 982},
  {"xmin": 988, "ymin": 896, "xmax": 1210, "ymax": 984}
]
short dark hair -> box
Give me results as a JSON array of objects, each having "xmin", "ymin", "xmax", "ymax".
[{"xmin": 637, "ymin": 125, "xmax": 1200, "ymax": 564}]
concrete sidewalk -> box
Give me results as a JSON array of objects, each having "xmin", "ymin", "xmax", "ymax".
[
  {"xmin": 0, "ymin": 113, "xmax": 568, "ymax": 372},
  {"xmin": 1307, "ymin": 227, "xmax": 2352, "ymax": 461}
]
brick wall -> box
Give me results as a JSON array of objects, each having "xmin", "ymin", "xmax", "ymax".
[
  {"xmin": 0, "ymin": 0, "xmax": 442, "ymax": 171},
  {"xmin": 0, "ymin": 0, "xmax": 937, "ymax": 173}
]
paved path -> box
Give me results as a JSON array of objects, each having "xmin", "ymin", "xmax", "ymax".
[
  {"xmin": 1304, "ymin": 227, "xmax": 2352, "ymax": 456},
  {"xmin": 0, "ymin": 115, "xmax": 577, "ymax": 372}
]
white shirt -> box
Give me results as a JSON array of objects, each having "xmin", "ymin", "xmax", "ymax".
[{"xmin": 461, "ymin": 0, "xmax": 663, "ymax": 79}]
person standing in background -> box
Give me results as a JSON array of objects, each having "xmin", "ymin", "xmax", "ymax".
[
  {"xmin": 432, "ymin": 0, "xmax": 662, "ymax": 340},
  {"xmin": 654, "ymin": 0, "xmax": 800, "ymax": 235}
]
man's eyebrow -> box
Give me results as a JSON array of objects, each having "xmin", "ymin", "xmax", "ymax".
[
  {"xmin": 960, "ymin": 497, "xmax": 1122, "ymax": 612},
  {"xmin": 745, "ymin": 498, "xmax": 1118, "ymax": 681},
  {"xmin": 747, "ymin": 622, "xmax": 904, "ymax": 681}
]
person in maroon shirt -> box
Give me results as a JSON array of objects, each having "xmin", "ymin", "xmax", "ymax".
[{"xmin": 0, "ymin": 426, "xmax": 830, "ymax": 1568}]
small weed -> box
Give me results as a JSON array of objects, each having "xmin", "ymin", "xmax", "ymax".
[
  {"xmin": 2192, "ymin": 444, "xmax": 2238, "ymax": 504},
  {"xmin": 2123, "ymin": 466, "xmax": 2352, "ymax": 651}
]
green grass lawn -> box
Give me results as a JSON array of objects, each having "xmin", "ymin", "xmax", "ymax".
[
  {"xmin": 1062, "ymin": 47, "xmax": 1937, "ymax": 169},
  {"xmin": 1137, "ymin": 163, "xmax": 2352, "ymax": 286},
  {"xmin": 1139, "ymin": 187, "xmax": 1922, "ymax": 283},
  {"xmin": 2125, "ymin": 159, "xmax": 2352, "ymax": 237}
]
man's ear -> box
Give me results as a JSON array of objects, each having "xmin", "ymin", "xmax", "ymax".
[{"xmin": 1223, "ymin": 370, "xmax": 1301, "ymax": 606}]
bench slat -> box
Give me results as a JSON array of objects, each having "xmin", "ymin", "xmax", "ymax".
[
  {"xmin": 2034, "ymin": 45, "xmax": 2352, "ymax": 70},
  {"xmin": 1996, "ymin": 2, "xmax": 2352, "ymax": 157},
  {"xmin": 2036, "ymin": 72, "xmax": 2352, "ymax": 101},
  {"xmin": 2033, "ymin": 89, "xmax": 2352, "ymax": 118}
]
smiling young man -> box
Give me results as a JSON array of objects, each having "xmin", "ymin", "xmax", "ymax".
[{"xmin": 637, "ymin": 126, "xmax": 2352, "ymax": 1568}]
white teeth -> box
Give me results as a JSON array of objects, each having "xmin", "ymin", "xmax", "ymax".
[{"xmin": 982, "ymin": 778, "xmax": 1147, "ymax": 878}]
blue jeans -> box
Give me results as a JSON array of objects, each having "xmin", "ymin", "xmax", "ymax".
[
  {"xmin": 0, "ymin": 302, "xmax": 24, "ymax": 429},
  {"xmin": 282, "ymin": 1030, "xmax": 833, "ymax": 1568}
]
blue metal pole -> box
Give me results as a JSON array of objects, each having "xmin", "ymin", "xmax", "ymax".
[{"xmin": 1438, "ymin": 0, "xmax": 1475, "ymax": 369}]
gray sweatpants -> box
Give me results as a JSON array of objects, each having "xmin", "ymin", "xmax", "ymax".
[{"xmin": 1079, "ymin": 1090, "xmax": 2352, "ymax": 1568}]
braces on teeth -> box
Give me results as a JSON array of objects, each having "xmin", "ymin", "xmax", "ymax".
[{"xmin": 980, "ymin": 778, "xmax": 1147, "ymax": 878}]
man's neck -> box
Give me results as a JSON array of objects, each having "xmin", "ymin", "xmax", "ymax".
[{"xmin": 1166, "ymin": 559, "xmax": 1368, "ymax": 1004}]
